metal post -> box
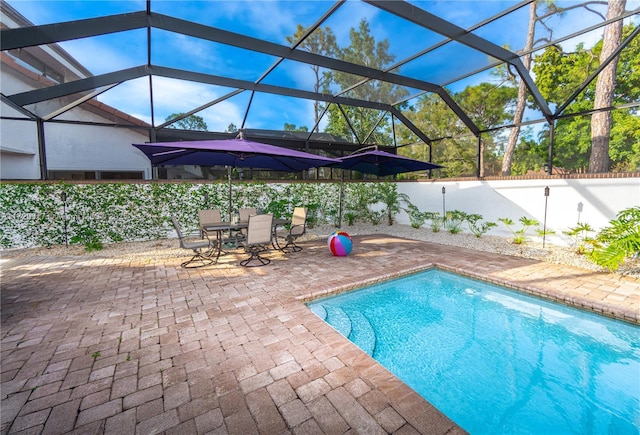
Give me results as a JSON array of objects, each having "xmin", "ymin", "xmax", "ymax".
[
  {"xmin": 547, "ymin": 121, "xmax": 554, "ymax": 175},
  {"xmin": 37, "ymin": 118, "xmax": 48, "ymax": 180},
  {"xmin": 61, "ymin": 191, "xmax": 68, "ymax": 248},
  {"xmin": 543, "ymin": 186, "xmax": 550, "ymax": 248},
  {"xmin": 442, "ymin": 186, "xmax": 446, "ymax": 217}
]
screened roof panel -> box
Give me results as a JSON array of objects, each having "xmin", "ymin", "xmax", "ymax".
[
  {"xmin": 150, "ymin": 0, "xmax": 332, "ymax": 47},
  {"xmin": 57, "ymin": 29, "xmax": 148, "ymax": 76},
  {"xmin": 469, "ymin": 5, "xmax": 533, "ymax": 52},
  {"xmin": 150, "ymin": 29, "xmax": 279, "ymax": 82},
  {"xmin": 258, "ymin": 58, "xmax": 329, "ymax": 92},
  {"xmin": 1, "ymin": 0, "xmax": 637, "ymax": 151},
  {"xmin": 398, "ymin": 40, "xmax": 499, "ymax": 87},
  {"xmin": 98, "ymin": 77, "xmax": 152, "ymax": 124},
  {"xmin": 243, "ymin": 92, "xmax": 317, "ymax": 131},
  {"xmin": 6, "ymin": 1, "xmax": 144, "ymax": 26},
  {"xmin": 300, "ymin": 0, "xmax": 448, "ymax": 71}
]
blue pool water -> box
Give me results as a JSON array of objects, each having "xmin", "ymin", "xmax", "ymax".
[{"xmin": 307, "ymin": 269, "xmax": 640, "ymax": 434}]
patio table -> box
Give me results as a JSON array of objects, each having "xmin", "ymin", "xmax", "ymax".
[{"xmin": 203, "ymin": 218, "xmax": 291, "ymax": 262}]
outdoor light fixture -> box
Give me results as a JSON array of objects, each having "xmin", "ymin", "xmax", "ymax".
[
  {"xmin": 441, "ymin": 186, "xmax": 446, "ymax": 217},
  {"xmin": 60, "ymin": 191, "xmax": 68, "ymax": 248},
  {"xmin": 543, "ymin": 186, "xmax": 550, "ymax": 248},
  {"xmin": 577, "ymin": 202, "xmax": 584, "ymax": 223},
  {"xmin": 203, "ymin": 192, "xmax": 209, "ymax": 207}
]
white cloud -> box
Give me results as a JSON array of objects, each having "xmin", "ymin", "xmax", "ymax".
[{"xmin": 98, "ymin": 76, "xmax": 243, "ymax": 131}]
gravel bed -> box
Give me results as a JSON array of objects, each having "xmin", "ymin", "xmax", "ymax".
[
  {"xmin": 2, "ymin": 223, "xmax": 638, "ymax": 278},
  {"xmin": 306, "ymin": 223, "xmax": 640, "ymax": 279}
]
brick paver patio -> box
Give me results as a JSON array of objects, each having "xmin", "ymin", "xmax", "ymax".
[{"xmin": 2, "ymin": 235, "xmax": 638, "ymax": 434}]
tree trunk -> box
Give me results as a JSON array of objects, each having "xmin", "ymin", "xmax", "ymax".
[
  {"xmin": 589, "ymin": 0, "xmax": 626, "ymax": 173},
  {"xmin": 501, "ymin": 1, "xmax": 536, "ymax": 176}
]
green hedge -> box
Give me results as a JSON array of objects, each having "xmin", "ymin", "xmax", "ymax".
[{"xmin": 0, "ymin": 181, "xmax": 388, "ymax": 249}]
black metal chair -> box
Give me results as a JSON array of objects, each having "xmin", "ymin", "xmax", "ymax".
[
  {"xmin": 239, "ymin": 214, "xmax": 274, "ymax": 267},
  {"xmin": 171, "ymin": 215, "xmax": 215, "ymax": 268}
]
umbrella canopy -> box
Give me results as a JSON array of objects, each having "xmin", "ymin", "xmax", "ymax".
[
  {"xmin": 133, "ymin": 138, "xmax": 340, "ymax": 220},
  {"xmin": 336, "ymin": 149, "xmax": 443, "ymax": 176},
  {"xmin": 334, "ymin": 149, "xmax": 443, "ymax": 228},
  {"xmin": 133, "ymin": 138, "xmax": 340, "ymax": 171}
]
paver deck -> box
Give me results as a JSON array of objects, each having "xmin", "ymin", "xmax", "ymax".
[{"xmin": 2, "ymin": 235, "xmax": 638, "ymax": 434}]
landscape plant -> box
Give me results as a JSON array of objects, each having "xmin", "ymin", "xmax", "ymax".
[
  {"xmin": 427, "ymin": 212, "xmax": 444, "ymax": 233},
  {"xmin": 465, "ymin": 213, "xmax": 497, "ymax": 238},
  {"xmin": 498, "ymin": 216, "xmax": 540, "ymax": 244},
  {"xmin": 586, "ymin": 207, "xmax": 640, "ymax": 271},
  {"xmin": 444, "ymin": 210, "xmax": 466, "ymax": 234},
  {"xmin": 563, "ymin": 222, "xmax": 595, "ymax": 254},
  {"xmin": 405, "ymin": 204, "xmax": 427, "ymax": 229},
  {"xmin": 376, "ymin": 182, "xmax": 410, "ymax": 226},
  {"xmin": 344, "ymin": 211, "xmax": 358, "ymax": 226},
  {"xmin": 368, "ymin": 210, "xmax": 384, "ymax": 225}
]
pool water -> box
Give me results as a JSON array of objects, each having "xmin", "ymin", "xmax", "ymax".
[{"xmin": 307, "ymin": 269, "xmax": 640, "ymax": 434}]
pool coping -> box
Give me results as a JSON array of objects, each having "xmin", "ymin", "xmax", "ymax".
[{"xmin": 298, "ymin": 262, "xmax": 639, "ymax": 326}]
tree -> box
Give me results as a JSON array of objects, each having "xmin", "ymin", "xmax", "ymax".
[
  {"xmin": 501, "ymin": 0, "xmax": 537, "ymax": 176},
  {"xmin": 284, "ymin": 123, "xmax": 309, "ymax": 132},
  {"xmin": 286, "ymin": 25, "xmax": 337, "ymax": 132},
  {"xmin": 165, "ymin": 113, "xmax": 208, "ymax": 131},
  {"xmin": 325, "ymin": 19, "xmax": 408, "ymax": 145},
  {"xmin": 532, "ymin": 24, "xmax": 640, "ymax": 173},
  {"xmin": 501, "ymin": 0, "xmax": 622, "ymax": 175},
  {"xmin": 400, "ymin": 82, "xmax": 517, "ymax": 178},
  {"xmin": 589, "ymin": 0, "xmax": 626, "ymax": 173}
]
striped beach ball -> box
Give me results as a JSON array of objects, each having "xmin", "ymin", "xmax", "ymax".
[{"xmin": 328, "ymin": 231, "xmax": 353, "ymax": 256}]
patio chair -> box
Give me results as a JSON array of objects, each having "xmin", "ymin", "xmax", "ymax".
[
  {"xmin": 239, "ymin": 213, "xmax": 274, "ymax": 267},
  {"xmin": 276, "ymin": 207, "xmax": 307, "ymax": 252},
  {"xmin": 239, "ymin": 207, "xmax": 258, "ymax": 222},
  {"xmin": 171, "ymin": 215, "xmax": 215, "ymax": 268},
  {"xmin": 198, "ymin": 209, "xmax": 221, "ymax": 237},
  {"xmin": 234, "ymin": 207, "xmax": 258, "ymax": 241}
]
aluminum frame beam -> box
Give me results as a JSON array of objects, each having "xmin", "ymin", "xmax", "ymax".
[
  {"xmin": 1, "ymin": 9, "xmax": 479, "ymax": 135},
  {"xmin": 365, "ymin": 0, "xmax": 553, "ymax": 121}
]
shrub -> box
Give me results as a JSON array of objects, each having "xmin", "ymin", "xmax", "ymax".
[
  {"xmin": 426, "ymin": 212, "xmax": 444, "ymax": 233},
  {"xmin": 563, "ymin": 222, "xmax": 595, "ymax": 254},
  {"xmin": 465, "ymin": 213, "xmax": 497, "ymax": 238},
  {"xmin": 445, "ymin": 210, "xmax": 467, "ymax": 234},
  {"xmin": 498, "ymin": 216, "xmax": 540, "ymax": 244},
  {"xmin": 587, "ymin": 207, "xmax": 640, "ymax": 271},
  {"xmin": 405, "ymin": 204, "xmax": 427, "ymax": 229}
]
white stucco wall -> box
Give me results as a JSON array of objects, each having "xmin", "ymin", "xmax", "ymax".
[
  {"xmin": 396, "ymin": 177, "xmax": 640, "ymax": 245},
  {"xmin": 0, "ymin": 117, "xmax": 41, "ymax": 179},
  {"xmin": 44, "ymin": 120, "xmax": 151, "ymax": 177}
]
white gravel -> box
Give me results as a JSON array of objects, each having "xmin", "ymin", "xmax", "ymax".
[{"xmin": 2, "ymin": 223, "xmax": 638, "ymax": 278}]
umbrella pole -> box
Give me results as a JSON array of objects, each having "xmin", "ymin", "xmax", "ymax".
[
  {"xmin": 227, "ymin": 166, "xmax": 232, "ymax": 221},
  {"xmin": 338, "ymin": 170, "xmax": 344, "ymax": 228}
]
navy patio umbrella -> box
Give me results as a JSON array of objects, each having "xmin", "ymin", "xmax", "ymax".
[
  {"xmin": 133, "ymin": 138, "xmax": 341, "ymax": 217},
  {"xmin": 133, "ymin": 138, "xmax": 340, "ymax": 171},
  {"xmin": 334, "ymin": 149, "xmax": 443, "ymax": 227},
  {"xmin": 337, "ymin": 149, "xmax": 443, "ymax": 176}
]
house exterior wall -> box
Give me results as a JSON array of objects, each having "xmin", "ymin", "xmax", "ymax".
[{"xmin": 1, "ymin": 71, "xmax": 152, "ymax": 180}]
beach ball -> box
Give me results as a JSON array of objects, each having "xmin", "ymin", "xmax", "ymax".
[{"xmin": 328, "ymin": 231, "xmax": 353, "ymax": 256}]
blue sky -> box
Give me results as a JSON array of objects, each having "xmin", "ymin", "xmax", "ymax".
[{"xmin": 7, "ymin": 0, "xmax": 639, "ymax": 132}]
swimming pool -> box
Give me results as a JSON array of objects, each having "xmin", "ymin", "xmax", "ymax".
[{"xmin": 307, "ymin": 269, "xmax": 640, "ymax": 434}]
